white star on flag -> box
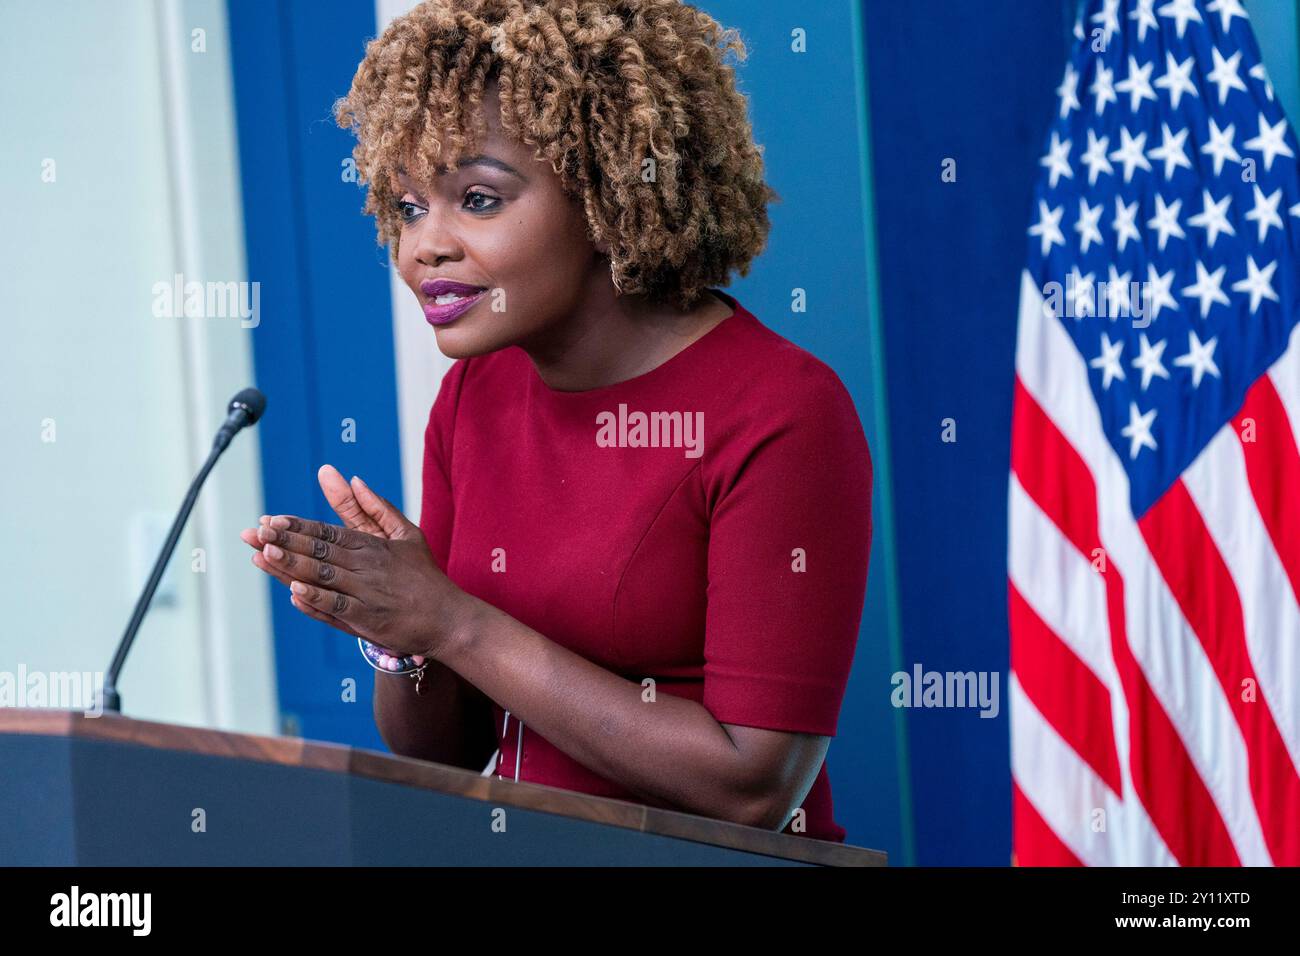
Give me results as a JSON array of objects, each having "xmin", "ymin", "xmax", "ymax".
[
  {"xmin": 1249, "ymin": 63, "xmax": 1274, "ymax": 102},
  {"xmin": 1075, "ymin": 198, "xmax": 1104, "ymax": 253},
  {"xmin": 1058, "ymin": 63, "xmax": 1081, "ymax": 118},
  {"xmin": 1092, "ymin": 0, "xmax": 1121, "ymax": 49},
  {"xmin": 1206, "ymin": 47, "xmax": 1247, "ymax": 105},
  {"xmin": 1130, "ymin": 0, "xmax": 1158, "ymax": 42},
  {"xmin": 1110, "ymin": 127, "xmax": 1152, "ymax": 182},
  {"xmin": 1120, "ymin": 401, "xmax": 1158, "ymax": 458},
  {"xmin": 1182, "ymin": 260, "xmax": 1230, "ymax": 317},
  {"xmin": 1113, "ymin": 196, "xmax": 1141, "ymax": 250},
  {"xmin": 1144, "ymin": 263, "xmax": 1179, "ymax": 319},
  {"xmin": 1091, "ymin": 332, "xmax": 1126, "ymax": 389},
  {"xmin": 1132, "ymin": 333, "xmax": 1171, "ymax": 390},
  {"xmin": 1244, "ymin": 114, "xmax": 1295, "ymax": 171},
  {"xmin": 1028, "ymin": 200, "xmax": 1065, "ymax": 255},
  {"xmin": 1154, "ymin": 52, "xmax": 1198, "ymax": 109},
  {"xmin": 1231, "ymin": 256, "xmax": 1279, "ymax": 313},
  {"xmin": 1172, "ymin": 330, "xmax": 1221, "ymax": 387},
  {"xmin": 1148, "ymin": 123, "xmax": 1192, "ymax": 179},
  {"xmin": 1206, "ymin": 0, "xmax": 1249, "ymax": 33},
  {"xmin": 1201, "ymin": 119, "xmax": 1241, "ymax": 175},
  {"xmin": 1091, "ymin": 61, "xmax": 1117, "ymax": 115},
  {"xmin": 1116, "ymin": 56, "xmax": 1157, "ymax": 112},
  {"xmin": 1147, "ymin": 194, "xmax": 1185, "ymax": 250},
  {"xmin": 1186, "ymin": 189, "xmax": 1235, "ymax": 247},
  {"xmin": 1244, "ymin": 185, "xmax": 1284, "ymax": 243},
  {"xmin": 1081, "ymin": 129, "xmax": 1113, "ymax": 184},
  {"xmin": 1040, "ymin": 131, "xmax": 1073, "ymax": 187},
  {"xmin": 1069, "ymin": 266, "xmax": 1097, "ymax": 318},
  {"xmin": 1106, "ymin": 264, "xmax": 1132, "ymax": 317},
  {"xmin": 1157, "ymin": 0, "xmax": 1202, "ymax": 39}
]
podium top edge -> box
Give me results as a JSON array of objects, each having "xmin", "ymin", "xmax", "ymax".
[{"xmin": 0, "ymin": 708, "xmax": 886, "ymax": 867}]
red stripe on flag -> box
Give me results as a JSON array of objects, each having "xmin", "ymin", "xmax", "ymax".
[
  {"xmin": 1010, "ymin": 581, "xmax": 1124, "ymax": 795},
  {"xmin": 1234, "ymin": 377, "xmax": 1300, "ymax": 608},
  {"xmin": 1011, "ymin": 380, "xmax": 1100, "ymax": 558},
  {"xmin": 1013, "ymin": 780, "xmax": 1083, "ymax": 866},
  {"xmin": 1139, "ymin": 481, "xmax": 1300, "ymax": 865},
  {"xmin": 1012, "ymin": 378, "xmax": 1240, "ymax": 865}
]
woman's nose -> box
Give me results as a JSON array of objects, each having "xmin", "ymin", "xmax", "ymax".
[{"xmin": 413, "ymin": 204, "xmax": 462, "ymax": 266}]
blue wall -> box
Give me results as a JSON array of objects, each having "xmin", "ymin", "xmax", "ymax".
[
  {"xmin": 862, "ymin": 0, "xmax": 1071, "ymax": 865},
  {"xmin": 228, "ymin": 0, "xmax": 404, "ymax": 751},
  {"xmin": 696, "ymin": 0, "xmax": 910, "ymax": 862}
]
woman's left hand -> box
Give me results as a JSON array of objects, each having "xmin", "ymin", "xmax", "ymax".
[{"xmin": 241, "ymin": 473, "xmax": 474, "ymax": 661}]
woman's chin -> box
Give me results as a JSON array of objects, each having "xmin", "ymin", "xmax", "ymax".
[{"xmin": 431, "ymin": 324, "xmax": 507, "ymax": 360}]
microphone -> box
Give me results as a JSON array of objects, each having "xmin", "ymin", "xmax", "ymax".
[
  {"xmin": 214, "ymin": 387, "xmax": 267, "ymax": 452},
  {"xmin": 99, "ymin": 388, "xmax": 267, "ymax": 714}
]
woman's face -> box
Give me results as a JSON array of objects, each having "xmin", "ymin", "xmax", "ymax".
[{"xmin": 394, "ymin": 79, "xmax": 606, "ymax": 359}]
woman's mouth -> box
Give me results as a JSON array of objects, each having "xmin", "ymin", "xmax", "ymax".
[{"xmin": 419, "ymin": 279, "xmax": 488, "ymax": 326}]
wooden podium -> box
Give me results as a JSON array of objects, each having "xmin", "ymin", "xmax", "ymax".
[{"xmin": 0, "ymin": 709, "xmax": 885, "ymax": 866}]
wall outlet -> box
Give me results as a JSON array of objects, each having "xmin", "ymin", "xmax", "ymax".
[{"xmin": 128, "ymin": 511, "xmax": 180, "ymax": 608}]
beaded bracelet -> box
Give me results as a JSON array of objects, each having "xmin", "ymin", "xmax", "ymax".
[{"xmin": 358, "ymin": 638, "xmax": 431, "ymax": 694}]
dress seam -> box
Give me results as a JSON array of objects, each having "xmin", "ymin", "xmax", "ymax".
[{"xmin": 609, "ymin": 459, "xmax": 703, "ymax": 670}]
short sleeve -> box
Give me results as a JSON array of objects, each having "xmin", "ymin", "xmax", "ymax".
[
  {"xmin": 419, "ymin": 359, "xmax": 470, "ymax": 573},
  {"xmin": 701, "ymin": 369, "xmax": 873, "ymax": 737}
]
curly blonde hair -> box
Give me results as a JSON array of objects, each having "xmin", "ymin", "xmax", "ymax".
[{"xmin": 333, "ymin": 0, "xmax": 777, "ymax": 311}]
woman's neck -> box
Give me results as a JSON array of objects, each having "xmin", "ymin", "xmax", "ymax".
[{"xmin": 522, "ymin": 287, "xmax": 734, "ymax": 392}]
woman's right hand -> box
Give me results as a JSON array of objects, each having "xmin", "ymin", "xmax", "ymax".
[{"xmin": 239, "ymin": 463, "xmax": 396, "ymax": 597}]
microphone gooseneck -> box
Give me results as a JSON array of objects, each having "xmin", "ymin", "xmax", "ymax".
[{"xmin": 100, "ymin": 388, "xmax": 267, "ymax": 714}]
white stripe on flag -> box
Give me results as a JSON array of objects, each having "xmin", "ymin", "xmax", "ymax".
[
  {"xmin": 1009, "ymin": 474, "xmax": 1116, "ymax": 688},
  {"xmin": 1009, "ymin": 478, "xmax": 1171, "ymax": 865},
  {"xmin": 1183, "ymin": 426, "xmax": 1300, "ymax": 777},
  {"xmin": 1013, "ymin": 270, "xmax": 1273, "ymax": 865},
  {"xmin": 1267, "ymin": 322, "xmax": 1300, "ymax": 458},
  {"xmin": 1011, "ymin": 675, "xmax": 1176, "ymax": 866}
]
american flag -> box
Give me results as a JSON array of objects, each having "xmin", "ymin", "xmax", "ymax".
[{"xmin": 1010, "ymin": 0, "xmax": 1300, "ymax": 866}]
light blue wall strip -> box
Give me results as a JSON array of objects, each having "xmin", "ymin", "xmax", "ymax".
[
  {"xmin": 1251, "ymin": 0, "xmax": 1300, "ymax": 124},
  {"xmin": 850, "ymin": 0, "xmax": 915, "ymax": 867}
]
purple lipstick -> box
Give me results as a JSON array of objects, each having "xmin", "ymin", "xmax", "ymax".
[{"xmin": 419, "ymin": 278, "xmax": 488, "ymax": 326}]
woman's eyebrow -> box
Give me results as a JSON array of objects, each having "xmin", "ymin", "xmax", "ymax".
[
  {"xmin": 396, "ymin": 156, "xmax": 527, "ymax": 183},
  {"xmin": 456, "ymin": 155, "xmax": 528, "ymax": 182},
  {"xmin": 392, "ymin": 153, "xmax": 525, "ymax": 188}
]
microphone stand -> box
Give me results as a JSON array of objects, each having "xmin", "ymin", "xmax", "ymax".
[{"xmin": 100, "ymin": 396, "xmax": 263, "ymax": 714}]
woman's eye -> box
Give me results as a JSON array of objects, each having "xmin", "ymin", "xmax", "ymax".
[
  {"xmin": 464, "ymin": 190, "xmax": 501, "ymax": 213},
  {"xmin": 395, "ymin": 199, "xmax": 424, "ymax": 224}
]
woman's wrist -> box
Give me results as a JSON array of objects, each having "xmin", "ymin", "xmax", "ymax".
[{"xmin": 435, "ymin": 589, "xmax": 491, "ymax": 664}]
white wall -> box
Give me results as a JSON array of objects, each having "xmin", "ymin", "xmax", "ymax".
[{"xmin": 0, "ymin": 0, "xmax": 277, "ymax": 733}]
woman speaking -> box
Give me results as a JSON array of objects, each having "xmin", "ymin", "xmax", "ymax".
[{"xmin": 240, "ymin": 0, "xmax": 872, "ymax": 843}]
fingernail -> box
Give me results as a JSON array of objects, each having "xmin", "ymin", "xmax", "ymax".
[
  {"xmin": 270, "ymin": 516, "xmax": 291, "ymax": 529},
  {"xmin": 258, "ymin": 526, "xmax": 277, "ymax": 542},
  {"xmin": 264, "ymin": 543, "xmax": 284, "ymax": 560},
  {"xmin": 290, "ymin": 581, "xmax": 306, "ymax": 594}
]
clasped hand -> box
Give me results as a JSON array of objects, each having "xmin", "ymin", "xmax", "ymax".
[{"xmin": 240, "ymin": 464, "xmax": 471, "ymax": 660}]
